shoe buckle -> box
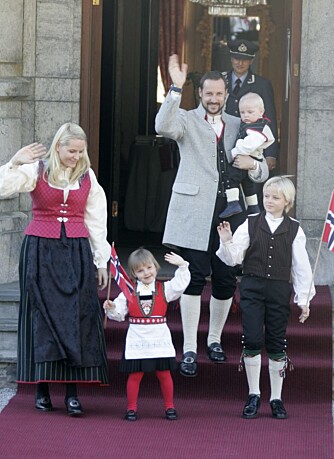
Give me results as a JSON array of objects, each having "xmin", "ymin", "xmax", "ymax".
[
  {"xmin": 183, "ymin": 356, "xmax": 194, "ymax": 364},
  {"xmin": 212, "ymin": 346, "xmax": 223, "ymax": 353},
  {"xmin": 69, "ymin": 400, "xmax": 80, "ymax": 408}
]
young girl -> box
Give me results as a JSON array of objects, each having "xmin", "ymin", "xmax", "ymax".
[
  {"xmin": 0, "ymin": 123, "xmax": 110, "ymax": 416},
  {"xmin": 216, "ymin": 176, "xmax": 315, "ymax": 419},
  {"xmin": 103, "ymin": 248, "xmax": 190, "ymax": 421}
]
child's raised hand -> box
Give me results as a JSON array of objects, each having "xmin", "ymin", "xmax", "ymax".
[
  {"xmin": 103, "ymin": 299, "xmax": 115, "ymax": 312},
  {"xmin": 164, "ymin": 252, "xmax": 186, "ymax": 267},
  {"xmin": 299, "ymin": 305, "xmax": 310, "ymax": 323},
  {"xmin": 217, "ymin": 221, "xmax": 233, "ymax": 242}
]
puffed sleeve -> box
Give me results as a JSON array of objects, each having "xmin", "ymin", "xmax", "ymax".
[
  {"xmin": 291, "ymin": 226, "xmax": 316, "ymax": 306},
  {"xmin": 163, "ymin": 262, "xmax": 191, "ymax": 302},
  {"xmin": 105, "ymin": 292, "xmax": 128, "ymax": 322},
  {"xmin": 0, "ymin": 161, "xmax": 39, "ymax": 197},
  {"xmin": 84, "ymin": 169, "xmax": 111, "ymax": 269}
]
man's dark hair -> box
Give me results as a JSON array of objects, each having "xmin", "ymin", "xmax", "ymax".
[{"xmin": 199, "ymin": 71, "xmax": 227, "ymax": 90}]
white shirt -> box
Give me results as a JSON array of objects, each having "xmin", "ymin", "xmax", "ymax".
[{"xmin": 216, "ymin": 212, "xmax": 316, "ymax": 306}]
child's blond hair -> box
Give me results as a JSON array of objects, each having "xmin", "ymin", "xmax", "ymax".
[
  {"xmin": 127, "ymin": 248, "xmax": 160, "ymax": 281},
  {"xmin": 263, "ymin": 176, "xmax": 296, "ymax": 213}
]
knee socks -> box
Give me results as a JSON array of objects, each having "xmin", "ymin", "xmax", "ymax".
[
  {"xmin": 244, "ymin": 354, "xmax": 261, "ymax": 396},
  {"xmin": 207, "ymin": 296, "xmax": 232, "ymax": 346},
  {"xmin": 156, "ymin": 370, "xmax": 174, "ymax": 410},
  {"xmin": 180, "ymin": 294, "xmax": 201, "ymax": 354},
  {"xmin": 269, "ymin": 358, "xmax": 285, "ymax": 401},
  {"xmin": 126, "ymin": 372, "xmax": 144, "ymax": 411}
]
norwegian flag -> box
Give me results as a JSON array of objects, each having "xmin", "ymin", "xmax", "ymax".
[
  {"xmin": 109, "ymin": 244, "xmax": 134, "ymax": 301},
  {"xmin": 322, "ymin": 191, "xmax": 334, "ymax": 252}
]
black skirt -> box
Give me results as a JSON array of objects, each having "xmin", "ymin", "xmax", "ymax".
[{"xmin": 16, "ymin": 226, "xmax": 109, "ymax": 385}]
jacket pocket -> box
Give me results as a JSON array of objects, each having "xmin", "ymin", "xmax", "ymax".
[{"xmin": 172, "ymin": 182, "xmax": 199, "ymax": 196}]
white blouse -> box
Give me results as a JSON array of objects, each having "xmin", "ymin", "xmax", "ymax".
[
  {"xmin": 216, "ymin": 213, "xmax": 316, "ymax": 307},
  {"xmin": 0, "ymin": 161, "xmax": 111, "ymax": 268}
]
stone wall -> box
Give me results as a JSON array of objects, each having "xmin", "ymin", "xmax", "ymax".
[
  {"xmin": 297, "ymin": 0, "xmax": 334, "ymax": 285},
  {"xmin": 0, "ymin": 0, "xmax": 82, "ymax": 283}
]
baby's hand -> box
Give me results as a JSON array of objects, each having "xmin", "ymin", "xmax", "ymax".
[
  {"xmin": 103, "ymin": 300, "xmax": 115, "ymax": 312},
  {"xmin": 217, "ymin": 222, "xmax": 232, "ymax": 242},
  {"xmin": 298, "ymin": 305, "xmax": 310, "ymax": 323},
  {"xmin": 164, "ymin": 252, "xmax": 186, "ymax": 267}
]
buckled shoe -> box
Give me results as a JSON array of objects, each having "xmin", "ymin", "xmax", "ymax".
[
  {"xmin": 270, "ymin": 399, "xmax": 287, "ymax": 419},
  {"xmin": 125, "ymin": 410, "xmax": 138, "ymax": 421},
  {"xmin": 35, "ymin": 395, "xmax": 53, "ymax": 412},
  {"xmin": 165, "ymin": 408, "xmax": 178, "ymax": 420},
  {"xmin": 179, "ymin": 351, "xmax": 197, "ymax": 377},
  {"xmin": 242, "ymin": 394, "xmax": 260, "ymax": 419},
  {"xmin": 207, "ymin": 342, "xmax": 227, "ymax": 363},
  {"xmin": 64, "ymin": 397, "xmax": 83, "ymax": 416}
]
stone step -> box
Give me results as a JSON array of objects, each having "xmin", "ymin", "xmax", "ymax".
[
  {"xmin": 0, "ymin": 302, "xmax": 19, "ymax": 320},
  {"xmin": 0, "ymin": 319, "xmax": 18, "ymax": 358}
]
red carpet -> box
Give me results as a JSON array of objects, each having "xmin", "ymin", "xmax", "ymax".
[{"xmin": 0, "ymin": 284, "xmax": 332, "ymax": 459}]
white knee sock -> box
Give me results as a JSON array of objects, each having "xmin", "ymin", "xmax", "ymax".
[
  {"xmin": 244, "ymin": 354, "xmax": 261, "ymax": 395},
  {"xmin": 269, "ymin": 358, "xmax": 285, "ymax": 401},
  {"xmin": 180, "ymin": 294, "xmax": 201, "ymax": 354},
  {"xmin": 207, "ymin": 296, "xmax": 232, "ymax": 346}
]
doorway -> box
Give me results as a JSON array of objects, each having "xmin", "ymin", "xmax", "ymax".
[{"xmin": 80, "ymin": 0, "xmax": 302, "ymax": 248}]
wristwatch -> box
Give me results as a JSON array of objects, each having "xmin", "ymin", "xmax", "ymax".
[{"xmin": 170, "ymin": 84, "xmax": 183, "ymax": 94}]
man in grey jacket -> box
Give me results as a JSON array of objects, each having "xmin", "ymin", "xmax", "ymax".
[{"xmin": 155, "ymin": 55, "xmax": 268, "ymax": 377}]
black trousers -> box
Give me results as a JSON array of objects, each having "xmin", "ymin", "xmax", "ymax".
[
  {"xmin": 239, "ymin": 276, "xmax": 292, "ymax": 355},
  {"xmin": 180, "ymin": 196, "xmax": 246, "ymax": 299}
]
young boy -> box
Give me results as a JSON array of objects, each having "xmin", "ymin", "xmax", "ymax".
[
  {"xmin": 216, "ymin": 176, "xmax": 315, "ymax": 419},
  {"xmin": 219, "ymin": 92, "xmax": 275, "ymax": 218}
]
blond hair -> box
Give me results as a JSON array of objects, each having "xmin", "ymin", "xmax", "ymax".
[
  {"xmin": 263, "ymin": 176, "xmax": 296, "ymax": 213},
  {"xmin": 43, "ymin": 123, "xmax": 90, "ymax": 187},
  {"xmin": 239, "ymin": 92, "xmax": 264, "ymax": 113},
  {"xmin": 127, "ymin": 248, "xmax": 160, "ymax": 281}
]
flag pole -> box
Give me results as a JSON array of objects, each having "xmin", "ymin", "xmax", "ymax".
[
  {"xmin": 305, "ymin": 190, "xmax": 334, "ymax": 307},
  {"xmin": 103, "ymin": 242, "xmax": 114, "ymax": 329}
]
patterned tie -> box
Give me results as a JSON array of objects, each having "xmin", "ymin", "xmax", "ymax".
[{"xmin": 233, "ymin": 78, "xmax": 241, "ymax": 95}]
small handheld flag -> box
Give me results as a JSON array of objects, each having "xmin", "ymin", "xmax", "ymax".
[
  {"xmin": 322, "ymin": 191, "xmax": 334, "ymax": 252},
  {"xmin": 109, "ymin": 243, "xmax": 134, "ymax": 301}
]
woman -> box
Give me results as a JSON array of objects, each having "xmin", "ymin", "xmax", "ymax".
[{"xmin": 0, "ymin": 123, "xmax": 111, "ymax": 416}]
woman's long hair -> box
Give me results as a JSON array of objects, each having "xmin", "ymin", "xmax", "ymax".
[{"xmin": 44, "ymin": 123, "xmax": 91, "ymax": 186}]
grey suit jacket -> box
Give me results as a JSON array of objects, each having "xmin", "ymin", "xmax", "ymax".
[{"xmin": 155, "ymin": 92, "xmax": 268, "ymax": 251}]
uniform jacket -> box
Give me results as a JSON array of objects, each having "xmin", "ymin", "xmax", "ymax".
[
  {"xmin": 224, "ymin": 69, "xmax": 278, "ymax": 159},
  {"xmin": 155, "ymin": 92, "xmax": 268, "ymax": 251}
]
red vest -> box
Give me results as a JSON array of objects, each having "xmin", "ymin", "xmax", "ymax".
[
  {"xmin": 25, "ymin": 165, "xmax": 91, "ymax": 239},
  {"xmin": 127, "ymin": 282, "xmax": 167, "ymax": 318}
]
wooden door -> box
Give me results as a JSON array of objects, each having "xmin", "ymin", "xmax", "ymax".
[{"xmin": 278, "ymin": 0, "xmax": 302, "ymax": 177}]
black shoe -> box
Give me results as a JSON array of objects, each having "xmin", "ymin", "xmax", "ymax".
[
  {"xmin": 242, "ymin": 394, "xmax": 260, "ymax": 419},
  {"xmin": 35, "ymin": 395, "xmax": 53, "ymax": 412},
  {"xmin": 207, "ymin": 342, "xmax": 227, "ymax": 363},
  {"xmin": 125, "ymin": 410, "xmax": 138, "ymax": 421},
  {"xmin": 165, "ymin": 408, "xmax": 178, "ymax": 420},
  {"xmin": 64, "ymin": 397, "xmax": 83, "ymax": 416},
  {"xmin": 270, "ymin": 399, "xmax": 287, "ymax": 419},
  {"xmin": 179, "ymin": 351, "xmax": 197, "ymax": 377},
  {"xmin": 219, "ymin": 202, "xmax": 243, "ymax": 219},
  {"xmin": 247, "ymin": 204, "xmax": 260, "ymax": 215}
]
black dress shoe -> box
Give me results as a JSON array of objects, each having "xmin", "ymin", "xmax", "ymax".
[
  {"xmin": 35, "ymin": 395, "xmax": 53, "ymax": 412},
  {"xmin": 207, "ymin": 342, "xmax": 227, "ymax": 363},
  {"xmin": 165, "ymin": 408, "xmax": 178, "ymax": 420},
  {"xmin": 125, "ymin": 410, "xmax": 138, "ymax": 421},
  {"xmin": 242, "ymin": 394, "xmax": 260, "ymax": 419},
  {"xmin": 270, "ymin": 399, "xmax": 287, "ymax": 419},
  {"xmin": 179, "ymin": 351, "xmax": 197, "ymax": 377},
  {"xmin": 64, "ymin": 397, "xmax": 83, "ymax": 416}
]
